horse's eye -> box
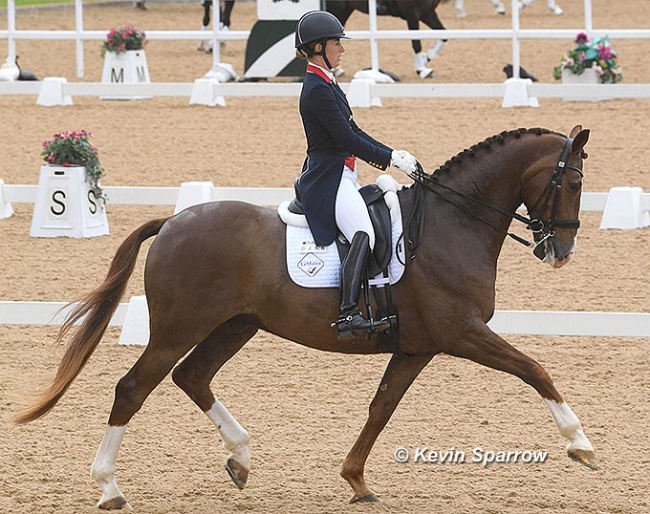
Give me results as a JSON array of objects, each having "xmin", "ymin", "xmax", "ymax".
[{"xmin": 568, "ymin": 181, "xmax": 582, "ymax": 192}]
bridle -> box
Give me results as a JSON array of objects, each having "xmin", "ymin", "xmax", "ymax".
[{"xmin": 403, "ymin": 136, "xmax": 584, "ymax": 259}]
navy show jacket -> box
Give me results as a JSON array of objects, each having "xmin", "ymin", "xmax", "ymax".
[{"xmin": 297, "ymin": 63, "xmax": 393, "ymax": 246}]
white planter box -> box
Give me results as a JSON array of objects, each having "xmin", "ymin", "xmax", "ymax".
[
  {"xmin": 101, "ymin": 49, "xmax": 152, "ymax": 100},
  {"xmin": 561, "ymin": 68, "xmax": 611, "ymax": 102},
  {"xmin": 30, "ymin": 165, "xmax": 109, "ymax": 238}
]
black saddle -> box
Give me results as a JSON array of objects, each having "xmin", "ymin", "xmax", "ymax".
[{"xmin": 287, "ymin": 178, "xmax": 393, "ymax": 277}]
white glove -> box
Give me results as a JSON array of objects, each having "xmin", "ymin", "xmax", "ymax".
[{"xmin": 390, "ymin": 149, "xmax": 419, "ymax": 175}]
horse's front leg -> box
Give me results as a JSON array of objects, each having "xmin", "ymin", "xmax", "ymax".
[
  {"xmin": 341, "ymin": 351, "xmax": 434, "ymax": 503},
  {"xmin": 449, "ymin": 318, "xmax": 598, "ymax": 470}
]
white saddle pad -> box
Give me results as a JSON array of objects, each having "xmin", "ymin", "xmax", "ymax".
[{"xmin": 278, "ymin": 176, "xmax": 406, "ymax": 289}]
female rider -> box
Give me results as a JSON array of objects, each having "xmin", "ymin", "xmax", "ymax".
[{"xmin": 294, "ymin": 10, "xmax": 420, "ymax": 341}]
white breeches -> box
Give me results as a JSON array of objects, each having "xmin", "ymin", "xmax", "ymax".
[{"xmin": 335, "ymin": 165, "xmax": 376, "ymax": 249}]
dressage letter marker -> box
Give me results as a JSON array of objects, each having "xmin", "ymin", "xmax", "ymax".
[
  {"xmin": 100, "ymin": 50, "xmax": 152, "ymax": 100},
  {"xmin": 30, "ymin": 165, "xmax": 109, "ymax": 238}
]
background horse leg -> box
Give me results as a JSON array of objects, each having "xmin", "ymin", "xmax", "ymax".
[
  {"xmin": 491, "ymin": 0, "xmax": 506, "ymax": 14},
  {"xmin": 340, "ymin": 351, "xmax": 434, "ymax": 502},
  {"xmin": 545, "ymin": 0, "xmax": 563, "ymax": 15},
  {"xmin": 171, "ymin": 317, "xmax": 258, "ymax": 490},
  {"xmin": 405, "ymin": 17, "xmax": 434, "ymax": 79},
  {"xmin": 90, "ymin": 343, "xmax": 194, "ymax": 509},
  {"xmin": 418, "ymin": 10, "xmax": 446, "ymax": 61},
  {"xmin": 454, "ymin": 0, "xmax": 467, "ymax": 18},
  {"xmin": 447, "ymin": 318, "xmax": 598, "ymax": 470}
]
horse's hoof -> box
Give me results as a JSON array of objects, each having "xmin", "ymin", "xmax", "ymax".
[
  {"xmin": 350, "ymin": 493, "xmax": 380, "ymax": 503},
  {"xmin": 568, "ymin": 449, "xmax": 599, "ymax": 470},
  {"xmin": 98, "ymin": 496, "xmax": 131, "ymax": 510},
  {"xmin": 225, "ymin": 458, "xmax": 249, "ymax": 490},
  {"xmin": 417, "ymin": 68, "xmax": 434, "ymax": 80}
]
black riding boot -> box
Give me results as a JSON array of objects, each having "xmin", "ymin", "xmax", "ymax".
[{"xmin": 333, "ymin": 232, "xmax": 390, "ymax": 341}]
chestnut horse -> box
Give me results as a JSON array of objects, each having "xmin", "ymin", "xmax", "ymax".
[
  {"xmin": 16, "ymin": 126, "xmax": 598, "ymax": 509},
  {"xmin": 326, "ymin": 0, "xmax": 450, "ymax": 78}
]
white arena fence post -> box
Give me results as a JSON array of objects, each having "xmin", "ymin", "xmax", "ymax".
[
  {"xmin": 36, "ymin": 77, "xmax": 73, "ymax": 107},
  {"xmin": 174, "ymin": 181, "xmax": 216, "ymax": 214},
  {"xmin": 600, "ymin": 187, "xmax": 650, "ymax": 230},
  {"xmin": 0, "ymin": 179, "xmax": 14, "ymax": 219}
]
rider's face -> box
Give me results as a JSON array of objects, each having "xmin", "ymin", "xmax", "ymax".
[{"xmin": 324, "ymin": 38, "xmax": 345, "ymax": 69}]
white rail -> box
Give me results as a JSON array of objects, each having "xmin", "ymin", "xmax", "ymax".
[
  {"xmin": 0, "ymin": 183, "xmax": 618, "ymax": 212},
  {"xmin": 1, "ymin": 0, "xmax": 649, "ymax": 104},
  {"xmin": 1, "ymin": 301, "xmax": 648, "ymax": 337}
]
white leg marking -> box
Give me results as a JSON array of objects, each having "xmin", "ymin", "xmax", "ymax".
[
  {"xmin": 206, "ymin": 395, "xmax": 251, "ymax": 470},
  {"xmin": 426, "ymin": 40, "xmax": 445, "ymax": 60},
  {"xmin": 90, "ymin": 425, "xmax": 129, "ymax": 507},
  {"xmin": 544, "ymin": 399, "xmax": 593, "ymax": 452}
]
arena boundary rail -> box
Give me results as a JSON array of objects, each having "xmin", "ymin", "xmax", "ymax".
[
  {"xmin": 2, "ymin": 81, "xmax": 650, "ymax": 106},
  {"xmin": 0, "ymin": 181, "xmax": 616, "ymax": 210},
  {"xmin": 1, "ymin": 301, "xmax": 648, "ymax": 338},
  {"xmin": 2, "ymin": 0, "xmax": 650, "ymax": 105}
]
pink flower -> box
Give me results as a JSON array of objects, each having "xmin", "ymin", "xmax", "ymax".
[
  {"xmin": 574, "ymin": 32, "xmax": 589, "ymax": 44},
  {"xmin": 599, "ymin": 46, "xmax": 613, "ymax": 59}
]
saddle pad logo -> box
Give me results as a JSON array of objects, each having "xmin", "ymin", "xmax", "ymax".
[{"xmin": 297, "ymin": 253, "xmax": 325, "ymax": 277}]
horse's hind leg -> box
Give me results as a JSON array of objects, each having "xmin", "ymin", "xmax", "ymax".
[
  {"xmin": 171, "ymin": 317, "xmax": 258, "ymax": 490},
  {"xmin": 91, "ymin": 343, "xmax": 191, "ymax": 509},
  {"xmin": 419, "ymin": 11, "xmax": 446, "ymax": 61},
  {"xmin": 449, "ymin": 318, "xmax": 598, "ymax": 470},
  {"xmin": 491, "ymin": 0, "xmax": 506, "ymax": 14},
  {"xmin": 454, "ymin": 0, "xmax": 467, "ymax": 18}
]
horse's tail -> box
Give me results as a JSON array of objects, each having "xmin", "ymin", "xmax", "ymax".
[{"xmin": 14, "ymin": 217, "xmax": 170, "ymax": 424}]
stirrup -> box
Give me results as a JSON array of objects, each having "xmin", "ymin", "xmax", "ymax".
[{"xmin": 331, "ymin": 311, "xmax": 390, "ymax": 341}]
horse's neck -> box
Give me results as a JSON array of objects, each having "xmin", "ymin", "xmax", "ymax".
[
  {"xmin": 438, "ymin": 141, "xmax": 530, "ymax": 214},
  {"xmin": 399, "ymin": 139, "xmax": 535, "ymax": 260}
]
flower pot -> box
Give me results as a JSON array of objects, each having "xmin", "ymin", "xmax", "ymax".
[
  {"xmin": 100, "ymin": 49, "xmax": 152, "ymax": 100},
  {"xmin": 561, "ymin": 68, "xmax": 611, "ymax": 102}
]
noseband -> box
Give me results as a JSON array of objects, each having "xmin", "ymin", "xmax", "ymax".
[{"xmin": 404, "ymin": 136, "xmax": 584, "ymax": 256}]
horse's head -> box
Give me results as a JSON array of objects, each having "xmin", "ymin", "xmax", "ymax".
[{"xmin": 522, "ymin": 125, "xmax": 590, "ymax": 268}]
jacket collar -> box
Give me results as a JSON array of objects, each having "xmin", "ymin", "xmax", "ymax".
[{"xmin": 307, "ymin": 62, "xmax": 334, "ymax": 83}]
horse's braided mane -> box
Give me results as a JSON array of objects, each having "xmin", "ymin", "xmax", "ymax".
[{"xmin": 430, "ymin": 127, "xmax": 560, "ymax": 177}]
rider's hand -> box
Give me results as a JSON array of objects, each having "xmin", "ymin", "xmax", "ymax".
[{"xmin": 390, "ymin": 150, "xmax": 419, "ymax": 176}]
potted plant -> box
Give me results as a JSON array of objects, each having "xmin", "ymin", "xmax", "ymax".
[
  {"xmin": 102, "ymin": 24, "xmax": 147, "ymax": 56},
  {"xmin": 100, "ymin": 24, "xmax": 151, "ymax": 99},
  {"xmin": 41, "ymin": 130, "xmax": 106, "ymax": 203},
  {"xmin": 553, "ymin": 32, "xmax": 623, "ymax": 84}
]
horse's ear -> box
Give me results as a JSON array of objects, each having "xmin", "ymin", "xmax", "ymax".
[
  {"xmin": 571, "ymin": 128, "xmax": 590, "ymax": 153},
  {"xmin": 569, "ymin": 125, "xmax": 582, "ymax": 138}
]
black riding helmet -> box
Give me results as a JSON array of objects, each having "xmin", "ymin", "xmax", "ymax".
[{"xmin": 295, "ymin": 10, "xmax": 348, "ymax": 70}]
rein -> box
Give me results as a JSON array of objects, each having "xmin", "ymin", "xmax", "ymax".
[{"xmin": 402, "ymin": 136, "xmax": 583, "ymax": 259}]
